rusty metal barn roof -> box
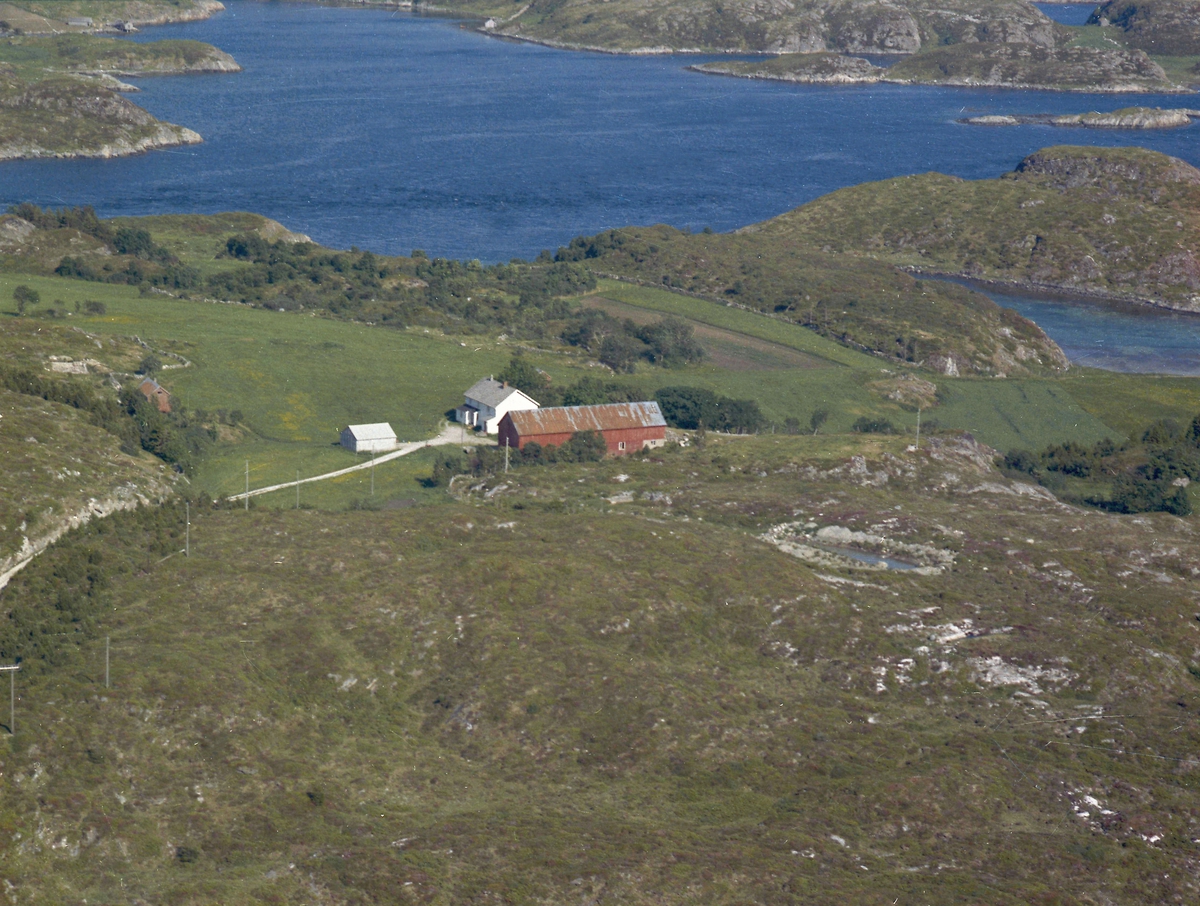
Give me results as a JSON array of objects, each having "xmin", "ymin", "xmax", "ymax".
[{"xmin": 506, "ymin": 402, "xmax": 666, "ymax": 435}]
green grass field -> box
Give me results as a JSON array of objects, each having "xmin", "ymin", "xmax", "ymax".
[
  {"xmin": 0, "ymin": 274, "xmax": 566, "ymax": 501},
  {"xmin": 591, "ymin": 279, "xmax": 1120, "ymax": 449}
]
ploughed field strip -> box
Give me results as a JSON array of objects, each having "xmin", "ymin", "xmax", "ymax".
[{"xmin": 4, "ymin": 432, "xmax": 1200, "ymax": 903}]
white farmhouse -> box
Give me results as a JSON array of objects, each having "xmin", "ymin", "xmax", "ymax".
[
  {"xmin": 340, "ymin": 423, "xmax": 397, "ymax": 453},
  {"xmin": 455, "ymin": 377, "xmax": 539, "ymax": 434}
]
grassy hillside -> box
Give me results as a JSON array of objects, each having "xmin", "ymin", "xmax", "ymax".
[
  {"xmin": 558, "ymin": 225, "xmax": 1070, "ymax": 378},
  {"xmin": 752, "ymin": 145, "xmax": 1200, "ymax": 311},
  {"xmin": 468, "ymin": 0, "xmax": 1058, "ymax": 54},
  {"xmin": 3, "ymin": 431, "xmax": 1200, "ymax": 902},
  {"xmin": 886, "ymin": 41, "xmax": 1178, "ymax": 91}
]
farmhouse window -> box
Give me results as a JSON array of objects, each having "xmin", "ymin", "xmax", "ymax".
[{"xmin": 618, "ymin": 441, "xmax": 626, "ymax": 450}]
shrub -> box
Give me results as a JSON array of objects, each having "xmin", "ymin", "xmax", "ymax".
[
  {"xmin": 851, "ymin": 416, "xmax": 896, "ymax": 434},
  {"xmin": 13, "ymin": 284, "xmax": 39, "ymax": 314}
]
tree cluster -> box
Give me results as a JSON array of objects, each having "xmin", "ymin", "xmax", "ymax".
[
  {"xmin": 0, "ymin": 363, "xmax": 213, "ymax": 474},
  {"xmin": 562, "ymin": 310, "xmax": 705, "ymax": 371},
  {"xmin": 1002, "ymin": 417, "xmax": 1200, "ymax": 515},
  {"xmin": 654, "ymin": 386, "xmax": 765, "ymax": 433}
]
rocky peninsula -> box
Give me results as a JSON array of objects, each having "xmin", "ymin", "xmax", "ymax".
[
  {"xmin": 962, "ymin": 107, "xmax": 1200, "ymax": 128},
  {"xmin": 0, "ymin": 35, "xmax": 239, "ymax": 160}
]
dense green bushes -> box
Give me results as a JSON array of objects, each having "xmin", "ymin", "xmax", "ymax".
[
  {"xmin": 0, "ymin": 364, "xmax": 212, "ymax": 473},
  {"xmin": 430, "ymin": 429, "xmax": 609, "ymax": 485},
  {"xmin": 0, "ymin": 499, "xmax": 209, "ymax": 673},
  {"xmin": 562, "ymin": 310, "xmax": 705, "ymax": 371},
  {"xmin": 1001, "ymin": 416, "xmax": 1200, "ymax": 515},
  {"xmin": 654, "ymin": 386, "xmax": 765, "ymax": 433}
]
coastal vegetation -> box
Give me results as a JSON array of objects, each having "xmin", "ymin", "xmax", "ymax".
[{"xmin": 3, "ymin": 197, "xmax": 1200, "ymax": 903}]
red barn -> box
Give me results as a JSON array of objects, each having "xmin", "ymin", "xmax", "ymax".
[{"xmin": 498, "ymin": 402, "xmax": 667, "ymax": 456}]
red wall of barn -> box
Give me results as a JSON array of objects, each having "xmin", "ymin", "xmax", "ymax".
[{"xmin": 498, "ymin": 423, "xmax": 665, "ymax": 456}]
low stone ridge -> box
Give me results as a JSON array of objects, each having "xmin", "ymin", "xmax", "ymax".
[
  {"xmin": 689, "ymin": 52, "xmax": 885, "ymax": 83},
  {"xmin": 962, "ymin": 107, "xmax": 1200, "ymax": 128}
]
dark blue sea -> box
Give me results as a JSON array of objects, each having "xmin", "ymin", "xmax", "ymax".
[
  {"xmin": 1, "ymin": 0, "xmax": 1196, "ymax": 263},
  {"xmin": 4, "ymin": 0, "xmax": 1200, "ymax": 372}
]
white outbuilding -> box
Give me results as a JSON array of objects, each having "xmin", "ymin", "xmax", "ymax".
[
  {"xmin": 340, "ymin": 422, "xmax": 397, "ymax": 453},
  {"xmin": 455, "ymin": 377, "xmax": 539, "ymax": 434}
]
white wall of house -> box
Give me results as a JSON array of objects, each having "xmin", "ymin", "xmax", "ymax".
[
  {"xmin": 458, "ymin": 379, "xmax": 540, "ymax": 434},
  {"xmin": 340, "ymin": 423, "xmax": 397, "ymax": 453},
  {"xmin": 462, "ymin": 394, "xmax": 537, "ymax": 434}
]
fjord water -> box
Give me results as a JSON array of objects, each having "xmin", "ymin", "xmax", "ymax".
[
  {"xmin": 1, "ymin": 0, "xmax": 1198, "ymax": 264},
  {"xmin": 1034, "ymin": 4, "xmax": 1100, "ymax": 26},
  {"xmin": 974, "ymin": 287, "xmax": 1200, "ymax": 376}
]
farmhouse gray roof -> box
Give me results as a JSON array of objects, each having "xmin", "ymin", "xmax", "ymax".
[
  {"xmin": 505, "ymin": 402, "xmax": 666, "ymax": 436},
  {"xmin": 464, "ymin": 377, "xmax": 537, "ymax": 408}
]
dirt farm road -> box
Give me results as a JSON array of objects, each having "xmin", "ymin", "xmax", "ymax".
[{"xmin": 227, "ymin": 422, "xmax": 493, "ymax": 502}]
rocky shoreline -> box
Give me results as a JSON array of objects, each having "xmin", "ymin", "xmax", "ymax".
[
  {"xmin": 0, "ymin": 123, "xmax": 203, "ymax": 161},
  {"xmin": 962, "ymin": 107, "xmax": 1200, "ymax": 128}
]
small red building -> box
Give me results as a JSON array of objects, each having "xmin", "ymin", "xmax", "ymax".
[
  {"xmin": 138, "ymin": 377, "xmax": 171, "ymax": 413},
  {"xmin": 498, "ymin": 402, "xmax": 667, "ymax": 456}
]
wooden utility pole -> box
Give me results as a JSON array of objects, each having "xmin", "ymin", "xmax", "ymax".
[
  {"xmin": 504, "ymin": 439, "xmax": 509, "ymax": 474},
  {"xmin": 0, "ymin": 664, "xmax": 18, "ymax": 735}
]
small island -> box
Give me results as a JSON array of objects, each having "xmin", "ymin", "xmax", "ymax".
[{"xmin": 962, "ymin": 107, "xmax": 1200, "ymax": 128}]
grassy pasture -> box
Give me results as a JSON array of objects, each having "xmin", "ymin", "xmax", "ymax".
[
  {"xmin": 591, "ymin": 279, "xmax": 1120, "ymax": 449},
  {"xmin": 0, "ymin": 274, "xmax": 572, "ymax": 500}
]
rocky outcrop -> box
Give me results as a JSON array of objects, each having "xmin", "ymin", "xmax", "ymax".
[
  {"xmin": 1089, "ymin": 0, "xmax": 1200, "ymax": 57},
  {"xmin": 489, "ymin": 0, "xmax": 1062, "ymax": 56},
  {"xmin": 885, "ymin": 42, "xmax": 1181, "ymax": 92},
  {"xmin": 75, "ymin": 46, "xmax": 242, "ymax": 76},
  {"xmin": 99, "ymin": 0, "xmax": 226, "ymax": 30},
  {"xmin": 962, "ymin": 107, "xmax": 1200, "ymax": 128},
  {"xmin": 1013, "ymin": 146, "xmax": 1200, "ymax": 190},
  {"xmin": 0, "ymin": 480, "xmax": 173, "ymax": 590},
  {"xmin": 0, "ymin": 77, "xmax": 204, "ymax": 159},
  {"xmin": 690, "ymin": 52, "xmax": 885, "ymax": 83},
  {"xmin": 757, "ymin": 145, "xmax": 1200, "ymax": 312}
]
